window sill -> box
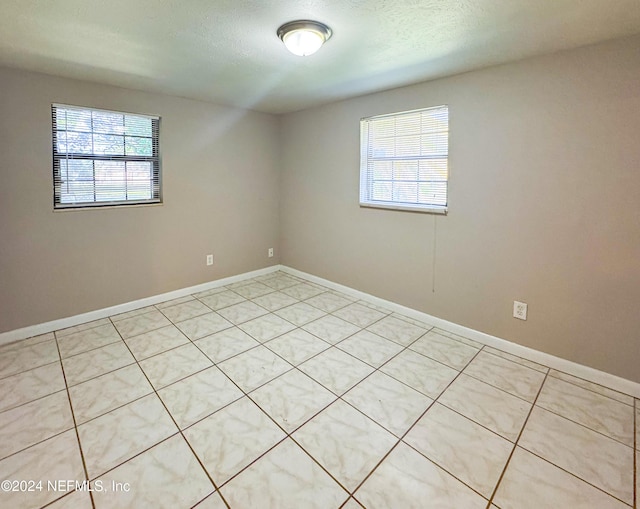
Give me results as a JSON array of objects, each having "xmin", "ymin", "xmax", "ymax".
[
  {"xmin": 53, "ymin": 202, "xmax": 163, "ymax": 213},
  {"xmin": 360, "ymin": 202, "xmax": 447, "ymax": 215}
]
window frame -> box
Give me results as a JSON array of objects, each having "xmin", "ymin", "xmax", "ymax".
[
  {"xmin": 51, "ymin": 103, "xmax": 162, "ymax": 210},
  {"xmin": 359, "ymin": 105, "xmax": 449, "ymax": 215}
]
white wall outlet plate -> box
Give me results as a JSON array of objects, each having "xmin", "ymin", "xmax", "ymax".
[
  {"xmin": 206, "ymin": 254, "xmax": 214, "ymax": 266},
  {"xmin": 268, "ymin": 248, "xmax": 274, "ymax": 258},
  {"xmin": 513, "ymin": 301, "xmax": 528, "ymax": 320}
]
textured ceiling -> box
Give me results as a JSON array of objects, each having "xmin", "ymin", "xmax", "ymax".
[{"xmin": 1, "ymin": 0, "xmax": 639, "ymax": 113}]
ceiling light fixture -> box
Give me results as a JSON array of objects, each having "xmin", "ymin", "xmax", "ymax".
[{"xmin": 277, "ymin": 20, "xmax": 332, "ymax": 57}]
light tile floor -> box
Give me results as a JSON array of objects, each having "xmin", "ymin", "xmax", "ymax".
[{"xmin": 0, "ymin": 271, "xmax": 637, "ymax": 509}]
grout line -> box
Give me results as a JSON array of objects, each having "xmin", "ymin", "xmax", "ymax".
[
  {"xmin": 347, "ymin": 346, "xmax": 486, "ymax": 499},
  {"xmin": 546, "ymin": 369, "xmax": 635, "ymax": 407},
  {"xmin": 53, "ymin": 334, "xmax": 96, "ymax": 509},
  {"xmin": 486, "ymin": 371, "xmax": 549, "ymax": 507},
  {"xmin": 105, "ymin": 317, "xmax": 233, "ymax": 508}
]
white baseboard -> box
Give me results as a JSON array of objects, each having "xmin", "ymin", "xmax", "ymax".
[
  {"xmin": 280, "ymin": 265, "xmax": 640, "ymax": 399},
  {"xmin": 0, "ymin": 265, "xmax": 280, "ymax": 346},
  {"xmin": 2, "ymin": 262, "xmax": 637, "ymax": 399}
]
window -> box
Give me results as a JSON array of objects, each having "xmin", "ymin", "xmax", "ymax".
[
  {"xmin": 359, "ymin": 105, "xmax": 449, "ymax": 214},
  {"xmin": 52, "ymin": 104, "xmax": 161, "ymax": 209}
]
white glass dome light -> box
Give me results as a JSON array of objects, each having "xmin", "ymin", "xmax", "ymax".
[{"xmin": 277, "ymin": 20, "xmax": 332, "ymax": 56}]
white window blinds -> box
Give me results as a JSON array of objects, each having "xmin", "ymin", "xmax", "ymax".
[
  {"xmin": 360, "ymin": 105, "xmax": 449, "ymax": 213},
  {"xmin": 52, "ymin": 104, "xmax": 161, "ymax": 209}
]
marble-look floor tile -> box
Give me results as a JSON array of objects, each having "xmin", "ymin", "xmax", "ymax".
[
  {"xmin": 160, "ymin": 299, "xmax": 212, "ymax": 323},
  {"xmin": 431, "ymin": 328, "xmax": 483, "ymax": 349},
  {"xmin": 390, "ymin": 312, "xmax": 435, "ymax": 329},
  {"xmin": 302, "ymin": 315, "xmax": 361, "ymax": 344},
  {"xmin": 366, "ymin": 315, "xmax": 428, "ymax": 346},
  {"xmin": 233, "ymin": 282, "xmax": 275, "ymax": 299},
  {"xmin": 0, "ymin": 362, "xmax": 65, "ymax": 413},
  {"xmin": 217, "ymin": 301, "xmax": 270, "ymax": 325},
  {"xmin": 154, "ymin": 295, "xmax": 195, "ymax": 310},
  {"xmin": 195, "ymin": 327, "xmax": 259, "ymax": 363},
  {"xmin": 336, "ymin": 330, "xmax": 403, "ymax": 368},
  {"xmin": 438, "ymin": 374, "xmax": 531, "ymax": 442},
  {"xmin": 281, "ymin": 283, "xmax": 326, "ymax": 300},
  {"xmin": 57, "ymin": 323, "xmax": 122, "ymax": 358},
  {"xmin": 251, "ymin": 291, "xmax": 299, "ymax": 311},
  {"xmin": 265, "ymin": 329, "xmax": 331, "ymax": 365},
  {"xmin": 47, "ymin": 489, "xmax": 93, "ymax": 509},
  {"xmin": 239, "ymin": 313, "xmax": 297, "ymax": 342},
  {"xmin": 55, "ymin": 318, "xmax": 111, "ymax": 338},
  {"xmin": 304, "ymin": 292, "xmax": 353, "ymax": 313},
  {"xmin": 158, "ymin": 366, "xmax": 243, "ymax": 429},
  {"xmin": 275, "ymin": 302, "xmax": 326, "ymax": 326},
  {"xmin": 113, "ymin": 310, "xmax": 172, "ymax": 339},
  {"xmin": 341, "ymin": 498, "xmax": 365, "ymax": 509},
  {"xmin": 355, "ymin": 442, "xmax": 486, "ymax": 509},
  {"xmin": 198, "ymin": 289, "xmax": 246, "ymax": 310},
  {"xmin": 0, "ymin": 332, "xmax": 54, "ymax": 354},
  {"xmin": 78, "ymin": 394, "xmax": 177, "ymax": 479},
  {"xmin": 193, "ymin": 493, "xmax": 227, "ymax": 509},
  {"xmin": 294, "ymin": 400, "xmax": 397, "ymax": 491},
  {"xmin": 332, "ymin": 302, "xmax": 387, "ymax": 328},
  {"xmin": 217, "ymin": 345, "xmax": 292, "ymax": 392},
  {"xmin": 92, "ymin": 435, "xmax": 213, "ymax": 509},
  {"xmin": 379, "ymin": 349, "xmax": 458, "ymax": 399},
  {"xmin": 494, "ymin": 446, "xmax": 628, "ymax": 509},
  {"xmin": 404, "ymin": 403, "xmax": 513, "ymax": 498},
  {"xmin": 343, "ymin": 371, "xmax": 433, "ymax": 437},
  {"xmin": 356, "ymin": 300, "xmax": 392, "ymax": 314},
  {"xmin": 175, "ymin": 311, "xmax": 233, "ymax": 340},
  {"xmin": 0, "ymin": 340, "xmax": 60, "ymax": 379},
  {"xmin": 110, "ymin": 305, "xmax": 157, "ymax": 322},
  {"xmin": 0, "ymin": 390, "xmax": 74, "ymax": 459},
  {"xmin": 536, "ymin": 376, "xmax": 634, "ymax": 446},
  {"xmin": 298, "ymin": 348, "xmax": 374, "ymax": 396},
  {"xmin": 251, "ymin": 369, "xmax": 336, "ymax": 432},
  {"xmin": 409, "ymin": 330, "xmax": 479, "ymax": 370},
  {"xmin": 519, "ymin": 406, "xmax": 633, "ymax": 504},
  {"xmin": 184, "ymin": 397, "xmax": 286, "ymax": 485},
  {"xmin": 261, "ymin": 274, "xmax": 303, "ymax": 290},
  {"xmin": 193, "ymin": 286, "xmax": 227, "ymax": 299},
  {"xmin": 69, "ymin": 364, "xmax": 153, "ymax": 424},
  {"xmin": 463, "ymin": 351, "xmax": 545, "ymax": 402},
  {"xmin": 124, "ymin": 325, "xmax": 190, "ymax": 360},
  {"xmin": 221, "ymin": 439, "xmax": 348, "ymax": 509},
  {"xmin": 548, "ymin": 369, "xmax": 634, "ymax": 406},
  {"xmin": 483, "ymin": 346, "xmax": 549, "ymax": 373},
  {"xmin": 0, "ymin": 430, "xmax": 85, "ymax": 509},
  {"xmin": 139, "ymin": 343, "xmax": 213, "ymax": 390},
  {"xmin": 62, "ymin": 341, "xmax": 134, "ymax": 386}
]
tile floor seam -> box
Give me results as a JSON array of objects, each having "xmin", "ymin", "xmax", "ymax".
[
  {"xmin": 186, "ymin": 333, "xmax": 358, "ymax": 497},
  {"xmin": 533, "ymin": 403, "xmax": 635, "ymax": 449},
  {"xmin": 486, "ymin": 370, "xmax": 550, "ymax": 506},
  {"xmin": 57, "ymin": 337, "xmax": 123, "ymax": 361},
  {"xmin": 184, "ymin": 337, "xmax": 351, "ymax": 499},
  {"xmin": 348, "ymin": 345, "xmax": 486, "ymax": 499},
  {"xmin": 0, "ymin": 387, "xmax": 68, "ymax": 417},
  {"xmin": 548, "ymin": 370, "xmax": 636, "ymax": 405},
  {"xmin": 0, "ymin": 356, "xmax": 59, "ymax": 382},
  {"xmin": 53, "ymin": 335, "xmax": 96, "ymax": 509},
  {"xmin": 106, "ymin": 317, "xmax": 229, "ymax": 508}
]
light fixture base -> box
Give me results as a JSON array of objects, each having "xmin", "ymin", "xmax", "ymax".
[{"xmin": 277, "ymin": 20, "xmax": 332, "ymax": 56}]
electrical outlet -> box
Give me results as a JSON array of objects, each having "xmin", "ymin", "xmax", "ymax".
[
  {"xmin": 513, "ymin": 301, "xmax": 527, "ymax": 320},
  {"xmin": 206, "ymin": 254, "xmax": 214, "ymax": 266},
  {"xmin": 268, "ymin": 248, "xmax": 274, "ymax": 258}
]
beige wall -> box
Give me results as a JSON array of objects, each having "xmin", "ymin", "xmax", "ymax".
[
  {"xmin": 0, "ymin": 68, "xmax": 280, "ymax": 332},
  {"xmin": 279, "ymin": 36, "xmax": 640, "ymax": 382}
]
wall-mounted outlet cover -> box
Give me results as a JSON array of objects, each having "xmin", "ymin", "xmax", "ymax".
[
  {"xmin": 206, "ymin": 254, "xmax": 214, "ymax": 266},
  {"xmin": 268, "ymin": 248, "xmax": 274, "ymax": 258},
  {"xmin": 513, "ymin": 301, "xmax": 527, "ymax": 320}
]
